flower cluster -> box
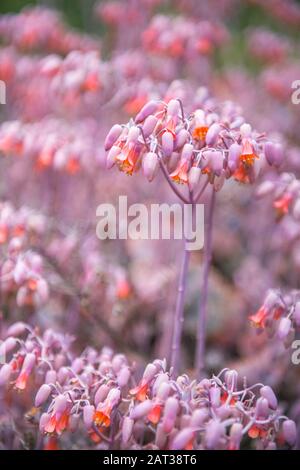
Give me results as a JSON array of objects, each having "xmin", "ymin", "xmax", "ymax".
[
  {"xmin": 105, "ymin": 97, "xmax": 282, "ymax": 188},
  {"xmin": 249, "ymin": 289, "xmax": 300, "ymax": 348},
  {"xmin": 0, "ymin": 322, "xmax": 296, "ymax": 450},
  {"xmin": 0, "ymin": 202, "xmax": 49, "ymax": 308},
  {"xmin": 142, "ymin": 15, "xmax": 229, "ymax": 59},
  {"xmin": 247, "ymin": 28, "xmax": 291, "ymax": 64},
  {"xmin": 0, "ymin": 118, "xmax": 102, "ymax": 174},
  {"xmin": 0, "ymin": 7, "xmax": 100, "ymax": 54},
  {"xmin": 256, "ymin": 172, "xmax": 300, "ymax": 220}
]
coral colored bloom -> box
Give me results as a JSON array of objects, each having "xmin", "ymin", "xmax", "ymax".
[
  {"xmin": 193, "ymin": 126, "xmax": 209, "ymax": 141},
  {"xmin": 130, "ymin": 381, "xmax": 149, "ymax": 401},
  {"xmin": 248, "ymin": 425, "xmax": 267, "ymax": 439},
  {"xmin": 93, "ymin": 405, "xmax": 112, "ymax": 428},
  {"xmin": 147, "ymin": 403, "xmax": 162, "ymax": 424},
  {"xmin": 116, "ymin": 144, "xmax": 140, "ymax": 175},
  {"xmin": 273, "ymin": 193, "xmax": 293, "ymax": 217},
  {"xmin": 240, "ymin": 139, "xmax": 258, "ymax": 166},
  {"xmin": 170, "ymin": 160, "xmax": 189, "ymax": 184},
  {"xmin": 233, "ymin": 164, "xmax": 250, "ymax": 184},
  {"xmin": 44, "ymin": 410, "xmax": 69, "ymax": 435},
  {"xmin": 249, "ymin": 306, "xmax": 268, "ymax": 328},
  {"xmin": 44, "ymin": 395, "xmax": 69, "ymax": 435}
]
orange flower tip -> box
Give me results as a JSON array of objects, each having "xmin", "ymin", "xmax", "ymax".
[
  {"xmin": 129, "ymin": 383, "xmax": 148, "ymax": 401},
  {"xmin": 249, "ymin": 306, "xmax": 268, "ymax": 328},
  {"xmin": 93, "ymin": 410, "xmax": 111, "ymax": 428},
  {"xmin": 192, "ymin": 126, "xmax": 209, "ymax": 141},
  {"xmin": 147, "ymin": 405, "xmax": 162, "ymax": 424}
]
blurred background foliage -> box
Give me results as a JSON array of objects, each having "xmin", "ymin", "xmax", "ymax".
[{"xmin": 1, "ymin": 0, "xmax": 300, "ymax": 71}]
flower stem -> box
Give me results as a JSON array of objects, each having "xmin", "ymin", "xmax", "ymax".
[
  {"xmin": 195, "ymin": 187, "xmax": 216, "ymax": 379},
  {"xmin": 170, "ymin": 238, "xmax": 191, "ymax": 376}
]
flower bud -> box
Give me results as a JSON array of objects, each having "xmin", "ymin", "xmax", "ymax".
[
  {"xmin": 256, "ymin": 181, "xmax": 275, "ymax": 198},
  {"xmin": 142, "ymin": 152, "xmax": 158, "ymax": 182},
  {"xmin": 13, "ymin": 259, "xmax": 28, "ymax": 284},
  {"xmin": 294, "ymin": 302, "xmax": 300, "ymax": 327},
  {"xmin": 39, "ymin": 412, "xmax": 50, "ymax": 432},
  {"xmin": 45, "ymin": 369, "xmax": 57, "ymax": 384},
  {"xmin": 35, "ymin": 384, "xmax": 51, "ymax": 407},
  {"xmin": 293, "ymin": 199, "xmax": 300, "ymax": 220},
  {"xmin": 104, "ymin": 124, "xmax": 123, "ymax": 151},
  {"xmin": 264, "ymin": 142, "xmax": 284, "ymax": 167},
  {"xmin": 117, "ymin": 366, "xmax": 131, "ymax": 387},
  {"xmin": 162, "ymin": 131, "xmax": 174, "ymax": 157},
  {"xmin": 205, "ymin": 123, "xmax": 221, "ymax": 146},
  {"xmin": 72, "ymin": 358, "xmax": 84, "ymax": 374},
  {"xmin": 282, "ymin": 419, "xmax": 297, "ymax": 447},
  {"xmin": 181, "ymin": 143, "xmax": 194, "ymax": 161},
  {"xmin": 53, "ymin": 394, "xmax": 68, "ymax": 414},
  {"xmin": 190, "ymin": 409, "xmax": 209, "ymax": 426},
  {"xmin": 69, "ymin": 413, "xmax": 80, "ymax": 432},
  {"xmin": 162, "ymin": 397, "xmax": 179, "ymax": 433},
  {"xmin": 209, "ymin": 387, "xmax": 221, "ymax": 407},
  {"xmin": 135, "ymin": 101, "xmax": 158, "ymax": 123},
  {"xmin": 167, "ymin": 99, "xmax": 180, "ymax": 117},
  {"xmin": 126, "ymin": 126, "xmax": 140, "ymax": 144},
  {"xmin": 106, "ymin": 388, "xmax": 121, "ymax": 406},
  {"xmin": 6, "ymin": 322, "xmax": 27, "ymax": 338},
  {"xmin": 0, "ymin": 337, "xmax": 17, "ymax": 356},
  {"xmin": 106, "ymin": 145, "xmax": 120, "ymax": 169},
  {"xmin": 57, "ymin": 367, "xmax": 69, "ymax": 384},
  {"xmin": 122, "ymin": 417, "xmax": 134, "ymax": 445},
  {"xmin": 156, "ymin": 382, "xmax": 171, "ymax": 401},
  {"xmin": 130, "ymin": 400, "xmax": 153, "ymax": 420},
  {"xmin": 0, "ymin": 364, "xmax": 12, "ymax": 386},
  {"xmin": 83, "ymin": 404, "xmax": 95, "ymax": 429},
  {"xmin": 94, "ymin": 384, "xmax": 110, "ymax": 406},
  {"xmin": 228, "ymin": 143, "xmax": 241, "ymax": 172},
  {"xmin": 277, "ymin": 317, "xmax": 291, "ymax": 340},
  {"xmin": 142, "ymin": 115, "xmax": 158, "ymax": 137},
  {"xmin": 260, "ymin": 386, "xmax": 278, "ymax": 410},
  {"xmin": 205, "ymin": 420, "xmax": 225, "ymax": 449},
  {"xmin": 229, "ymin": 423, "xmax": 243, "ymax": 450},
  {"xmin": 142, "ymin": 363, "xmax": 157, "ymax": 382},
  {"xmin": 170, "ymin": 428, "xmax": 194, "ymax": 450},
  {"xmin": 174, "ymin": 129, "xmax": 189, "ymax": 150},
  {"xmin": 22, "ymin": 353, "xmax": 36, "ymax": 373},
  {"xmin": 240, "ymin": 123, "xmax": 252, "ymax": 138},
  {"xmin": 188, "ymin": 166, "xmax": 201, "ymax": 189},
  {"xmin": 255, "ymin": 397, "xmax": 270, "ymax": 418},
  {"xmin": 155, "ymin": 423, "xmax": 168, "ymax": 448},
  {"xmin": 208, "ymin": 150, "xmax": 224, "ymax": 175}
]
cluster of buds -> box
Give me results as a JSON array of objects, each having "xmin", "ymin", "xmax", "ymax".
[
  {"xmin": 0, "ymin": 202, "xmax": 49, "ymax": 308},
  {"xmin": 0, "ymin": 118, "xmax": 102, "ymax": 174},
  {"xmin": 249, "ymin": 289, "xmax": 300, "ymax": 348},
  {"xmin": 256, "ymin": 172, "xmax": 300, "ymax": 220},
  {"xmin": 105, "ymin": 97, "xmax": 281, "ymax": 189},
  {"xmin": 0, "ymin": 322, "xmax": 296, "ymax": 450},
  {"xmin": 142, "ymin": 15, "xmax": 229, "ymax": 59},
  {"xmin": 0, "ymin": 7, "xmax": 100, "ymax": 55},
  {"xmin": 39, "ymin": 51, "xmax": 109, "ymax": 106},
  {"xmin": 247, "ymin": 28, "xmax": 291, "ymax": 64},
  {"xmin": 261, "ymin": 62, "xmax": 300, "ymax": 102},
  {"xmin": 95, "ymin": 0, "xmax": 161, "ymax": 28}
]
